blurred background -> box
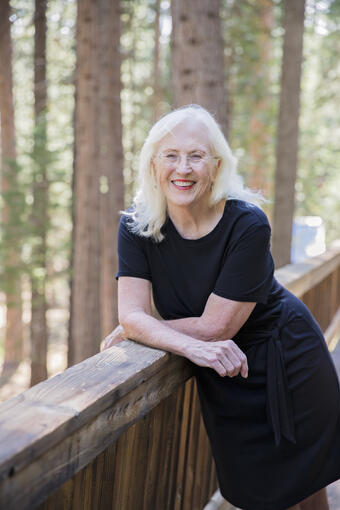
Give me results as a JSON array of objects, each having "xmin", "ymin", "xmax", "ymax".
[{"xmin": 0, "ymin": 0, "xmax": 339, "ymax": 400}]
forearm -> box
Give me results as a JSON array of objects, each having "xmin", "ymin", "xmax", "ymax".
[
  {"xmin": 160, "ymin": 317, "xmax": 222, "ymax": 342},
  {"xmin": 120, "ymin": 311, "xmax": 200, "ymax": 357}
]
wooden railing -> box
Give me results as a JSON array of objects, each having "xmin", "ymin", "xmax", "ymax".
[{"xmin": 0, "ymin": 242, "xmax": 340, "ymax": 510}]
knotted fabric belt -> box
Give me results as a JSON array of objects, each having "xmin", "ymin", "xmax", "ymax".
[
  {"xmin": 239, "ymin": 302, "xmax": 296, "ymax": 447},
  {"xmin": 266, "ymin": 320, "xmax": 296, "ymax": 447}
]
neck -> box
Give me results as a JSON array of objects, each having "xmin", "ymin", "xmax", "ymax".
[{"xmin": 167, "ymin": 200, "xmax": 226, "ymax": 239}]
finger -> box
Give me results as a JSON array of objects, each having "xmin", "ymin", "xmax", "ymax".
[
  {"xmin": 102, "ymin": 337, "xmax": 112, "ymax": 350},
  {"xmin": 229, "ymin": 344, "xmax": 248, "ymax": 378},
  {"xmin": 212, "ymin": 359, "xmax": 230, "ymax": 377},
  {"xmin": 221, "ymin": 349, "xmax": 242, "ymax": 376}
]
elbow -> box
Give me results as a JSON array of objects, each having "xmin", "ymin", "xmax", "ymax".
[
  {"xmin": 200, "ymin": 316, "xmax": 233, "ymax": 342},
  {"xmin": 118, "ymin": 312, "xmax": 135, "ymax": 338},
  {"xmin": 118, "ymin": 309, "xmax": 148, "ymax": 339}
]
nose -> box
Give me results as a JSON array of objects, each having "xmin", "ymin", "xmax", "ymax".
[{"xmin": 176, "ymin": 155, "xmax": 191, "ymax": 174}]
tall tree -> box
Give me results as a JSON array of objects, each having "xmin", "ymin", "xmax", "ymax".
[
  {"xmin": 0, "ymin": 0, "xmax": 24, "ymax": 381},
  {"xmin": 247, "ymin": 0, "xmax": 274, "ymax": 197},
  {"xmin": 152, "ymin": 0, "xmax": 161, "ymax": 123},
  {"xmin": 98, "ymin": 0, "xmax": 124, "ymax": 339},
  {"xmin": 68, "ymin": 0, "xmax": 101, "ymax": 364},
  {"xmin": 30, "ymin": 0, "xmax": 48, "ymax": 386},
  {"xmin": 171, "ymin": 0, "xmax": 228, "ymax": 137},
  {"xmin": 272, "ymin": 0, "xmax": 306, "ymax": 268}
]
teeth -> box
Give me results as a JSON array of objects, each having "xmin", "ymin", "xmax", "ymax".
[{"xmin": 173, "ymin": 180, "xmax": 194, "ymax": 187}]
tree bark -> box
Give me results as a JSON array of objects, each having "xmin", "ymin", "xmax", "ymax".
[
  {"xmin": 272, "ymin": 0, "xmax": 306, "ymax": 268},
  {"xmin": 0, "ymin": 0, "xmax": 24, "ymax": 381},
  {"xmin": 248, "ymin": 0, "xmax": 273, "ymax": 197},
  {"xmin": 30, "ymin": 0, "xmax": 48, "ymax": 386},
  {"xmin": 171, "ymin": 0, "xmax": 228, "ymax": 138},
  {"xmin": 98, "ymin": 0, "xmax": 124, "ymax": 339},
  {"xmin": 69, "ymin": 0, "xmax": 101, "ymax": 364},
  {"xmin": 153, "ymin": 0, "xmax": 161, "ymax": 123}
]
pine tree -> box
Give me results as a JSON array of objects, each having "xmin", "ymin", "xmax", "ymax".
[
  {"xmin": 0, "ymin": 0, "xmax": 24, "ymax": 382},
  {"xmin": 272, "ymin": 0, "xmax": 306, "ymax": 267},
  {"xmin": 171, "ymin": 0, "xmax": 228, "ymax": 136},
  {"xmin": 30, "ymin": 0, "xmax": 48, "ymax": 386}
]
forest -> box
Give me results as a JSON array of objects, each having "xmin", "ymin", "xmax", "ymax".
[{"xmin": 0, "ymin": 0, "xmax": 339, "ymax": 400}]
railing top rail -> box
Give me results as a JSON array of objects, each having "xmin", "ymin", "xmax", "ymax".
[
  {"xmin": 0, "ymin": 241, "xmax": 339, "ymax": 504},
  {"xmin": 275, "ymin": 241, "xmax": 340, "ymax": 298},
  {"xmin": 0, "ymin": 342, "xmax": 171, "ymax": 480}
]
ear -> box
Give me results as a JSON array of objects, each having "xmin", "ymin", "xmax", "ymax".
[
  {"xmin": 151, "ymin": 158, "xmax": 158, "ymax": 182},
  {"xmin": 212, "ymin": 157, "xmax": 222, "ymax": 181}
]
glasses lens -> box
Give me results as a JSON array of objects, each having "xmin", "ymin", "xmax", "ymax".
[{"xmin": 159, "ymin": 153, "xmax": 210, "ymax": 167}]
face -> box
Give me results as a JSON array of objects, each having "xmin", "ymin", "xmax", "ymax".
[{"xmin": 152, "ymin": 120, "xmax": 221, "ymax": 211}]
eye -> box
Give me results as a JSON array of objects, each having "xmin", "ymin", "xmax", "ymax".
[
  {"xmin": 165, "ymin": 153, "xmax": 178, "ymax": 161},
  {"xmin": 190, "ymin": 153, "xmax": 204, "ymax": 162}
]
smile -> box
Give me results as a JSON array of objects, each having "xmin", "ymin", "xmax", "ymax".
[{"xmin": 172, "ymin": 179, "xmax": 195, "ymax": 190}]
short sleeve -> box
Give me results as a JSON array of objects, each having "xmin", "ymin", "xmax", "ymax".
[
  {"xmin": 213, "ymin": 221, "xmax": 274, "ymax": 304},
  {"xmin": 115, "ymin": 215, "xmax": 151, "ymax": 281}
]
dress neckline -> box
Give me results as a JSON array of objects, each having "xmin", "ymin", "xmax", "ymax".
[{"xmin": 166, "ymin": 200, "xmax": 230, "ymax": 245}]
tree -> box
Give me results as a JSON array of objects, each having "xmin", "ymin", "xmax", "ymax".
[
  {"xmin": 30, "ymin": 0, "xmax": 48, "ymax": 386},
  {"xmin": 247, "ymin": 0, "xmax": 274, "ymax": 197},
  {"xmin": 272, "ymin": 0, "xmax": 306, "ymax": 268},
  {"xmin": 68, "ymin": 0, "xmax": 101, "ymax": 364},
  {"xmin": 0, "ymin": 0, "xmax": 24, "ymax": 381},
  {"xmin": 98, "ymin": 0, "xmax": 124, "ymax": 339},
  {"xmin": 171, "ymin": 0, "xmax": 228, "ymax": 137},
  {"xmin": 152, "ymin": 0, "xmax": 161, "ymax": 123}
]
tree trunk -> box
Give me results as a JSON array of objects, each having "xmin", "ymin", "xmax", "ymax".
[
  {"xmin": 171, "ymin": 0, "xmax": 228, "ymax": 138},
  {"xmin": 69, "ymin": 0, "xmax": 101, "ymax": 364},
  {"xmin": 272, "ymin": 0, "xmax": 306, "ymax": 268},
  {"xmin": 30, "ymin": 0, "xmax": 48, "ymax": 386},
  {"xmin": 98, "ymin": 0, "xmax": 124, "ymax": 339},
  {"xmin": 0, "ymin": 0, "xmax": 24, "ymax": 381},
  {"xmin": 153, "ymin": 0, "xmax": 161, "ymax": 123},
  {"xmin": 248, "ymin": 0, "xmax": 273, "ymax": 197}
]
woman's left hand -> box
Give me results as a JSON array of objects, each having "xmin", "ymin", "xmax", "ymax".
[{"xmin": 100, "ymin": 325, "xmax": 126, "ymax": 351}]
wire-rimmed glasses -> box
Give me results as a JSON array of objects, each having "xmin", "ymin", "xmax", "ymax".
[{"xmin": 154, "ymin": 151, "xmax": 220, "ymax": 169}]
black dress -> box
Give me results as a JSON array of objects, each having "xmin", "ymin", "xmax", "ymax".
[{"xmin": 116, "ymin": 199, "xmax": 340, "ymax": 510}]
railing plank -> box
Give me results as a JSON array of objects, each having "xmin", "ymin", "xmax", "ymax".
[
  {"xmin": 0, "ymin": 352, "xmax": 192, "ymax": 509},
  {"xmin": 275, "ymin": 242, "xmax": 340, "ymax": 298},
  {"xmin": 0, "ymin": 341, "xmax": 172, "ymax": 481}
]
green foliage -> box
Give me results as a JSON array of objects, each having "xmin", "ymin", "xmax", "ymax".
[
  {"xmin": 297, "ymin": 0, "xmax": 340, "ymax": 242},
  {"xmin": 221, "ymin": 0, "xmax": 340, "ymax": 243},
  {"xmin": 121, "ymin": 0, "xmax": 172, "ymax": 206},
  {"xmin": 221, "ymin": 0, "xmax": 281, "ymax": 193},
  {"xmin": 0, "ymin": 159, "xmax": 28, "ymax": 295},
  {"xmin": 1, "ymin": 0, "xmax": 75, "ymax": 311}
]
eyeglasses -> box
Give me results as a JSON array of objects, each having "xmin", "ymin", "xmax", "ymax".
[{"xmin": 154, "ymin": 152, "xmax": 220, "ymax": 168}]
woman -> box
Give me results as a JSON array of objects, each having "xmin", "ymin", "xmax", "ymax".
[{"xmin": 102, "ymin": 104, "xmax": 340, "ymax": 510}]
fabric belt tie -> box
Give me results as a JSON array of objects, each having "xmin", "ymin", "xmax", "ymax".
[{"xmin": 266, "ymin": 316, "xmax": 296, "ymax": 447}]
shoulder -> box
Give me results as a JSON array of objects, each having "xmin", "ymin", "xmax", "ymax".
[
  {"xmin": 118, "ymin": 212, "xmax": 143, "ymax": 242},
  {"xmin": 226, "ymin": 199, "xmax": 270, "ymax": 230},
  {"xmin": 118, "ymin": 212, "xmax": 158, "ymax": 248}
]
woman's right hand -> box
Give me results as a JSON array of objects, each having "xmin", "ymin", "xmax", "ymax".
[
  {"xmin": 100, "ymin": 325, "xmax": 126, "ymax": 351},
  {"xmin": 185, "ymin": 339, "xmax": 248, "ymax": 378}
]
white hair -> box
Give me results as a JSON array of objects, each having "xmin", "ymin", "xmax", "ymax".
[{"xmin": 124, "ymin": 104, "xmax": 265, "ymax": 242}]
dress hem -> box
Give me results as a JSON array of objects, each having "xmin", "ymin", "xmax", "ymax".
[{"xmin": 222, "ymin": 472, "xmax": 340, "ymax": 510}]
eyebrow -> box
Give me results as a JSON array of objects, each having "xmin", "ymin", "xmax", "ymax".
[{"xmin": 162, "ymin": 147, "xmax": 208, "ymax": 153}]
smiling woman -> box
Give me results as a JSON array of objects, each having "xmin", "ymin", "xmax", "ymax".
[
  {"xmin": 102, "ymin": 104, "xmax": 340, "ymax": 510},
  {"xmin": 150, "ymin": 120, "xmax": 223, "ymax": 237}
]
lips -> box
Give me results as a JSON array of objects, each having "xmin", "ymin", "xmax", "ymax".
[{"xmin": 172, "ymin": 179, "xmax": 195, "ymax": 190}]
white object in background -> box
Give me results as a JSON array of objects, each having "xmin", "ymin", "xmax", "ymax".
[{"xmin": 291, "ymin": 216, "xmax": 326, "ymax": 263}]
